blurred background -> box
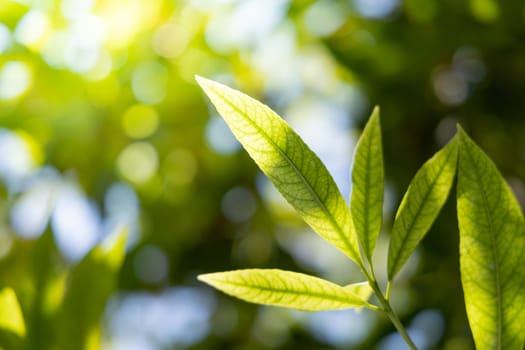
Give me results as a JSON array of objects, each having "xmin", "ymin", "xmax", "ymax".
[{"xmin": 1, "ymin": 0, "xmax": 525, "ymax": 349}]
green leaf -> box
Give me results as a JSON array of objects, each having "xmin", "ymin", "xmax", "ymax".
[
  {"xmin": 343, "ymin": 282, "xmax": 374, "ymax": 302},
  {"xmin": 351, "ymin": 107, "xmax": 384, "ymax": 261},
  {"xmin": 58, "ymin": 230, "xmax": 127, "ymax": 350},
  {"xmin": 199, "ymin": 269, "xmax": 373, "ymax": 311},
  {"xmin": 27, "ymin": 229, "xmax": 64, "ymax": 350},
  {"xmin": 196, "ymin": 76, "xmax": 360, "ymax": 264},
  {"xmin": 0, "ymin": 287, "xmax": 25, "ymax": 336},
  {"xmin": 388, "ymin": 136, "xmax": 458, "ymax": 280},
  {"xmin": 0, "ymin": 287, "xmax": 26, "ymax": 349},
  {"xmin": 457, "ymin": 128, "xmax": 525, "ymax": 349}
]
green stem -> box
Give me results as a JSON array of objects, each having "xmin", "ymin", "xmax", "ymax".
[
  {"xmin": 370, "ymin": 280, "xmax": 418, "ymax": 350},
  {"xmin": 385, "ymin": 281, "xmax": 392, "ymax": 301},
  {"xmin": 356, "ymin": 256, "xmax": 416, "ymax": 348}
]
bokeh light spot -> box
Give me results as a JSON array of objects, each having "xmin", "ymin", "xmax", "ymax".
[
  {"xmin": 83, "ymin": 50, "xmax": 113, "ymax": 81},
  {"xmin": 470, "ymin": 0, "xmax": 499, "ymax": 22},
  {"xmin": 435, "ymin": 117, "xmax": 458, "ymax": 147},
  {"xmin": 354, "ymin": 0, "xmax": 399, "ymax": 18},
  {"xmin": 134, "ymin": 245, "xmax": 169, "ymax": 284},
  {"xmin": 104, "ymin": 182, "xmax": 141, "ymax": 248},
  {"xmin": 204, "ymin": 0, "xmax": 289, "ymax": 53},
  {"xmin": 0, "ymin": 62, "xmax": 32, "ymax": 100},
  {"xmin": 122, "ymin": 104, "xmax": 159, "ymax": 139},
  {"xmin": 0, "ymin": 129, "xmax": 38, "ymax": 186},
  {"xmin": 42, "ymin": 30, "xmax": 68, "ymax": 68},
  {"xmin": 221, "ymin": 187, "xmax": 257, "ymax": 223},
  {"xmin": 432, "ymin": 67, "xmax": 468, "ymax": 106},
  {"xmin": 408, "ymin": 309, "xmax": 445, "ymax": 349},
  {"xmin": 308, "ymin": 309, "xmax": 373, "ymax": 347},
  {"xmin": 117, "ymin": 142, "xmax": 159, "ymax": 184},
  {"xmin": 11, "ymin": 184, "xmax": 53, "ymax": 239},
  {"xmin": 10, "ymin": 169, "xmax": 60, "ymax": 239},
  {"xmin": 235, "ymin": 233, "xmax": 273, "ymax": 266},
  {"xmin": 205, "ymin": 115, "xmax": 240, "ymax": 155},
  {"xmin": 453, "ymin": 46, "xmax": 486, "ymax": 83},
  {"xmin": 14, "ymin": 10, "xmax": 50, "ymax": 49},
  {"xmin": 132, "ymin": 61, "xmax": 168, "ymax": 104},
  {"xmin": 152, "ymin": 23, "xmax": 190, "ymax": 58},
  {"xmin": 163, "ymin": 149, "xmax": 198, "ymax": 186},
  {"xmin": 100, "ymin": 0, "xmax": 162, "ymax": 49},
  {"xmin": 61, "ymin": 0, "xmax": 95, "ymax": 20},
  {"xmin": 15, "ymin": 130, "xmax": 44, "ymax": 167},
  {"xmin": 302, "ymin": 1, "xmax": 347, "ymax": 37},
  {"xmin": 51, "ymin": 183, "xmax": 102, "ymax": 262},
  {"xmin": 106, "ymin": 288, "xmax": 216, "ymax": 348},
  {"xmin": 0, "ymin": 24, "xmax": 11, "ymax": 54},
  {"xmin": 252, "ymin": 307, "xmax": 292, "ymax": 348},
  {"xmin": 64, "ymin": 15, "xmax": 105, "ymax": 73}
]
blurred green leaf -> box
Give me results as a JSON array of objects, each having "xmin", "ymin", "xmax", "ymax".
[
  {"xmin": 457, "ymin": 128, "xmax": 525, "ymax": 349},
  {"xmin": 351, "ymin": 106, "xmax": 384, "ymax": 262},
  {"xmin": 196, "ymin": 76, "xmax": 361, "ymax": 265},
  {"xmin": 0, "ymin": 287, "xmax": 25, "ymax": 349},
  {"xmin": 199, "ymin": 269, "xmax": 373, "ymax": 311},
  {"xmin": 26, "ymin": 230, "xmax": 64, "ymax": 350},
  {"xmin": 388, "ymin": 136, "xmax": 458, "ymax": 280},
  {"xmin": 58, "ymin": 231, "xmax": 127, "ymax": 350}
]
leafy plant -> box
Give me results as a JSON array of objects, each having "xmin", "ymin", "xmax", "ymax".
[
  {"xmin": 196, "ymin": 76, "xmax": 525, "ymax": 349},
  {"xmin": 0, "ymin": 230, "xmax": 127, "ymax": 350}
]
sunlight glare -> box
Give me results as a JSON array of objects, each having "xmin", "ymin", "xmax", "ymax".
[
  {"xmin": 117, "ymin": 142, "xmax": 159, "ymax": 184},
  {"xmin": 14, "ymin": 10, "xmax": 51, "ymax": 50},
  {"xmin": 51, "ymin": 182, "xmax": 102, "ymax": 262},
  {"xmin": 0, "ymin": 62, "xmax": 32, "ymax": 100}
]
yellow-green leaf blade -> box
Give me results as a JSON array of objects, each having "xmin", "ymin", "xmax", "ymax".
[
  {"xmin": 0, "ymin": 287, "xmax": 25, "ymax": 337},
  {"xmin": 388, "ymin": 136, "xmax": 458, "ymax": 280},
  {"xmin": 199, "ymin": 269, "xmax": 372, "ymax": 311},
  {"xmin": 196, "ymin": 76, "xmax": 360, "ymax": 264},
  {"xmin": 351, "ymin": 107, "xmax": 384, "ymax": 261},
  {"xmin": 343, "ymin": 282, "xmax": 374, "ymax": 302},
  {"xmin": 457, "ymin": 128, "xmax": 525, "ymax": 350}
]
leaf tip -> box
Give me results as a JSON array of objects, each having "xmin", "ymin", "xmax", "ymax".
[
  {"xmin": 195, "ymin": 75, "xmax": 211, "ymax": 89},
  {"xmin": 455, "ymin": 125, "xmax": 474, "ymax": 147},
  {"xmin": 197, "ymin": 273, "xmax": 216, "ymax": 285},
  {"xmin": 371, "ymin": 105, "xmax": 381, "ymax": 121}
]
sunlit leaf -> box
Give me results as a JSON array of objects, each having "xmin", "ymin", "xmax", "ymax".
[
  {"xmin": 351, "ymin": 107, "xmax": 384, "ymax": 261},
  {"xmin": 196, "ymin": 76, "xmax": 361, "ymax": 264},
  {"xmin": 388, "ymin": 136, "xmax": 458, "ymax": 279},
  {"xmin": 0, "ymin": 287, "xmax": 25, "ymax": 340},
  {"xmin": 0, "ymin": 287, "xmax": 25, "ymax": 349},
  {"xmin": 457, "ymin": 128, "xmax": 525, "ymax": 349},
  {"xmin": 343, "ymin": 282, "xmax": 374, "ymax": 302},
  {"xmin": 58, "ymin": 230, "xmax": 127, "ymax": 350},
  {"xmin": 199, "ymin": 269, "xmax": 373, "ymax": 311}
]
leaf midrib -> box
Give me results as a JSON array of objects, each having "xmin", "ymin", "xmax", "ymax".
[
  {"xmin": 362, "ymin": 129, "xmax": 375, "ymax": 257},
  {"xmin": 464, "ymin": 144, "xmax": 502, "ymax": 349},
  {"xmin": 213, "ymin": 87, "xmax": 357, "ymax": 259},
  {"xmin": 389, "ymin": 147, "xmax": 454, "ymax": 278},
  {"xmin": 218, "ymin": 279, "xmax": 358, "ymax": 304}
]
